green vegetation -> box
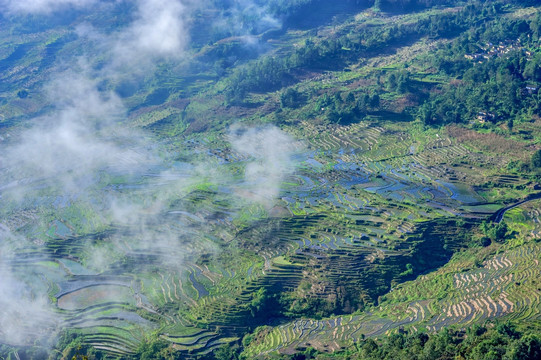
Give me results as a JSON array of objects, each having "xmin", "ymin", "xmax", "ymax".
[
  {"xmin": 1, "ymin": 0, "xmax": 541, "ymax": 359},
  {"xmin": 481, "ymin": 221, "xmax": 510, "ymax": 242},
  {"xmin": 532, "ymin": 149, "xmax": 541, "ymax": 169},
  {"xmin": 322, "ymin": 324, "xmax": 541, "ymax": 360},
  {"xmin": 241, "ymin": 323, "xmax": 541, "ymax": 359}
]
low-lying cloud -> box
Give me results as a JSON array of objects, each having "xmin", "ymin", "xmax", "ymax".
[
  {"xmin": 0, "ymin": 69, "xmax": 155, "ymax": 200},
  {"xmin": 0, "ymin": 225, "xmax": 58, "ymax": 347},
  {"xmin": 113, "ymin": 0, "xmax": 194, "ymax": 69},
  {"xmin": 0, "ymin": 0, "xmax": 303, "ymax": 352},
  {"xmin": 1, "ymin": 0, "xmax": 99, "ymax": 14},
  {"xmin": 229, "ymin": 125, "xmax": 300, "ymax": 207},
  {"xmin": 209, "ymin": 0, "xmax": 282, "ymax": 48},
  {"xmin": 0, "ymin": 0, "xmax": 193, "ymax": 347}
]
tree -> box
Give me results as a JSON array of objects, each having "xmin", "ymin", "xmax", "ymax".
[
  {"xmin": 345, "ymin": 92, "xmax": 355, "ymax": 104},
  {"xmin": 481, "ymin": 221, "xmax": 508, "ymax": 242},
  {"xmin": 506, "ymin": 335, "xmax": 541, "ymax": 360},
  {"xmin": 281, "ymin": 88, "xmax": 302, "ymax": 108},
  {"xmin": 531, "ymin": 149, "xmax": 541, "ymax": 169},
  {"xmin": 249, "ymin": 288, "xmax": 269, "ymax": 317},
  {"xmin": 370, "ymin": 94, "xmax": 380, "ymax": 109},
  {"xmin": 507, "ymin": 118, "xmax": 514, "ymax": 132},
  {"xmin": 212, "ymin": 344, "xmax": 240, "ymax": 360}
]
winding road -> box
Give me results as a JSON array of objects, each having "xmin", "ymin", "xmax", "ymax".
[{"xmin": 490, "ymin": 192, "xmax": 541, "ymax": 223}]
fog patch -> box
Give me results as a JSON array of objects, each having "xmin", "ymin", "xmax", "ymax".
[
  {"xmin": 0, "ymin": 0, "xmax": 99, "ymax": 14},
  {"xmin": 214, "ymin": 0, "xmax": 281, "ymax": 37},
  {"xmin": 229, "ymin": 125, "xmax": 300, "ymax": 207},
  {"xmin": 0, "ymin": 226, "xmax": 59, "ymax": 347},
  {"xmin": 112, "ymin": 0, "xmax": 194, "ymax": 70},
  {"xmin": 0, "ymin": 69, "xmax": 156, "ymax": 200},
  {"xmin": 0, "ymin": 0, "xmax": 301, "ymax": 352}
]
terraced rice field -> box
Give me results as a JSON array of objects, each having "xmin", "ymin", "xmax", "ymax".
[
  {"xmin": 0, "ymin": 120, "xmax": 532, "ymax": 356},
  {"xmin": 243, "ymin": 201, "xmax": 541, "ymax": 357}
]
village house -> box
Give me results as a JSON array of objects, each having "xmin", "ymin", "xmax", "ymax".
[
  {"xmin": 525, "ymin": 86, "xmax": 538, "ymax": 95},
  {"xmin": 477, "ymin": 111, "xmax": 496, "ymax": 123},
  {"xmin": 464, "ymin": 53, "xmax": 483, "ymax": 60}
]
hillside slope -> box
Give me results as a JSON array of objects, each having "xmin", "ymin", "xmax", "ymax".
[{"xmin": 0, "ymin": 1, "xmax": 540, "ymax": 359}]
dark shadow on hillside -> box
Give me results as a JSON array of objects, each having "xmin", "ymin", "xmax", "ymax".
[
  {"xmin": 370, "ymin": 111, "xmax": 414, "ymax": 122},
  {"xmin": 284, "ymin": 0, "xmax": 369, "ymax": 30}
]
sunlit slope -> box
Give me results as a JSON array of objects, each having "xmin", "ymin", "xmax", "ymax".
[
  {"xmin": 1, "ymin": 0, "xmax": 540, "ymax": 358},
  {"xmin": 244, "ymin": 200, "xmax": 541, "ymax": 357},
  {"xmin": 3, "ymin": 82, "xmax": 541, "ymax": 358},
  {"xmin": 0, "ymin": 119, "xmax": 504, "ymax": 357}
]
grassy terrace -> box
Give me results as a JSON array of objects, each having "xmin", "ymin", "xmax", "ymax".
[
  {"xmin": 91, "ymin": 112, "xmax": 540, "ymax": 356},
  {"xmin": 0, "ymin": 1, "xmax": 540, "ymax": 358},
  {"xmin": 6, "ymin": 111, "xmax": 527, "ymax": 356},
  {"xmin": 244, "ymin": 201, "xmax": 541, "ymax": 357}
]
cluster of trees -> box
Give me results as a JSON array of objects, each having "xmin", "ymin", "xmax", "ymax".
[
  {"xmin": 480, "ymin": 220, "xmax": 509, "ymax": 244},
  {"xmin": 319, "ymin": 91, "xmax": 380, "ymax": 124},
  {"xmin": 266, "ymin": 0, "xmax": 328, "ymax": 17},
  {"xmin": 279, "ymin": 292, "xmax": 341, "ymax": 319},
  {"xmin": 419, "ymin": 54, "xmax": 541, "ymax": 125},
  {"xmin": 225, "ymin": 55, "xmax": 295, "ymax": 104},
  {"xmin": 268, "ymin": 0, "xmax": 460, "ymax": 16},
  {"xmin": 416, "ymin": 11, "xmax": 541, "ymax": 125},
  {"xmin": 341, "ymin": 323, "xmax": 541, "ymax": 360},
  {"xmin": 281, "ymin": 88, "xmax": 381, "ymax": 124},
  {"xmin": 386, "ymin": 6, "xmax": 541, "ymax": 125},
  {"xmin": 223, "ymin": 0, "xmax": 541, "ymax": 132},
  {"xmin": 375, "ymin": 0, "xmax": 456, "ymax": 11},
  {"xmin": 223, "ymin": 0, "xmax": 520, "ymax": 105}
]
